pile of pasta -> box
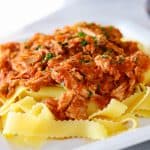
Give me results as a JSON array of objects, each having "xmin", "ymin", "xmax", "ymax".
[{"xmin": 0, "ymin": 83, "xmax": 150, "ymax": 145}]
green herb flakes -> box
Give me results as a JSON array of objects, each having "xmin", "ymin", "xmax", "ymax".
[
  {"xmin": 109, "ymin": 26, "xmax": 113, "ymax": 31},
  {"xmin": 92, "ymin": 36, "xmax": 97, "ymax": 45},
  {"xmin": 43, "ymin": 53, "xmax": 54, "ymax": 62},
  {"xmin": 78, "ymin": 32, "xmax": 86, "ymax": 38},
  {"xmin": 81, "ymin": 40, "xmax": 88, "ymax": 46},
  {"xmin": 101, "ymin": 27, "xmax": 109, "ymax": 38}
]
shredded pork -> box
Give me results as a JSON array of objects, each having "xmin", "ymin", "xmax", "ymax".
[{"xmin": 0, "ymin": 22, "xmax": 150, "ymax": 120}]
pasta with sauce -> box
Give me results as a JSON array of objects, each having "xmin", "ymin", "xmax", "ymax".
[{"xmin": 0, "ymin": 22, "xmax": 150, "ymax": 145}]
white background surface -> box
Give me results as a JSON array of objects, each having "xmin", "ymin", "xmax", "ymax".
[
  {"xmin": 0, "ymin": 0, "xmax": 150, "ymax": 39},
  {"xmin": 0, "ymin": 0, "xmax": 65, "ymax": 37},
  {"xmin": 0, "ymin": 0, "xmax": 150, "ymax": 149}
]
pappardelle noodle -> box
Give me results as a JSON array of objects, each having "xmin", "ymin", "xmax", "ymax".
[{"xmin": 0, "ymin": 22, "xmax": 150, "ymax": 145}]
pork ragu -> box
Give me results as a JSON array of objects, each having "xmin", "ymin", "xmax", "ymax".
[{"xmin": 0, "ymin": 22, "xmax": 150, "ymax": 120}]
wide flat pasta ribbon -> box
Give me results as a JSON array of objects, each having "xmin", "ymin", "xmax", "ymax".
[
  {"xmin": 0, "ymin": 86, "xmax": 65, "ymax": 116},
  {"xmin": 3, "ymin": 107, "xmax": 107, "ymax": 140},
  {"xmin": 9, "ymin": 96, "xmax": 36, "ymax": 113},
  {"xmin": 94, "ymin": 119, "xmax": 127, "ymax": 136},
  {"xmin": 0, "ymin": 85, "xmax": 149, "ymax": 145},
  {"xmin": 123, "ymin": 89, "xmax": 146, "ymax": 113},
  {"xmin": 26, "ymin": 86, "xmax": 65, "ymax": 100},
  {"xmin": 143, "ymin": 69, "xmax": 150, "ymax": 85},
  {"xmin": 135, "ymin": 109, "xmax": 150, "ymax": 117},
  {"xmin": 87, "ymin": 100, "xmax": 99, "ymax": 116},
  {"xmin": 123, "ymin": 86, "xmax": 150, "ymax": 117},
  {"xmin": 137, "ymin": 87, "xmax": 150, "ymax": 110},
  {"xmin": 94, "ymin": 114, "xmax": 138, "ymax": 136},
  {"xmin": 89, "ymin": 99, "xmax": 127, "ymax": 119},
  {"xmin": 0, "ymin": 87, "xmax": 27, "ymax": 116},
  {"xmin": 6, "ymin": 135, "xmax": 46, "ymax": 147},
  {"xmin": 117, "ymin": 114, "xmax": 138, "ymax": 129},
  {"xmin": 134, "ymin": 87, "xmax": 150, "ymax": 117}
]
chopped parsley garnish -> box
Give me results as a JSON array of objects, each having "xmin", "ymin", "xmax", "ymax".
[
  {"xmin": 35, "ymin": 45, "xmax": 41, "ymax": 50},
  {"xmin": 109, "ymin": 26, "xmax": 113, "ymax": 31},
  {"xmin": 100, "ymin": 27, "xmax": 105, "ymax": 32},
  {"xmin": 80, "ymin": 59, "xmax": 90, "ymax": 63},
  {"xmin": 43, "ymin": 53, "xmax": 54, "ymax": 62},
  {"xmin": 81, "ymin": 40, "xmax": 88, "ymax": 46},
  {"xmin": 88, "ymin": 90, "xmax": 93, "ymax": 98},
  {"xmin": 118, "ymin": 56, "xmax": 125, "ymax": 64},
  {"xmin": 92, "ymin": 36, "xmax": 97, "ymax": 41},
  {"xmin": 92, "ymin": 36, "xmax": 97, "ymax": 45},
  {"xmin": 101, "ymin": 27, "xmax": 109, "ymax": 38},
  {"xmin": 78, "ymin": 32, "xmax": 86, "ymax": 38},
  {"xmin": 46, "ymin": 53, "xmax": 54, "ymax": 60}
]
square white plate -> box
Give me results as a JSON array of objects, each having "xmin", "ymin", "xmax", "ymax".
[{"xmin": 0, "ymin": 0, "xmax": 150, "ymax": 149}]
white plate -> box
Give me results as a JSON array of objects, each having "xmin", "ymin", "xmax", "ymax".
[{"xmin": 0, "ymin": 0, "xmax": 150, "ymax": 149}]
